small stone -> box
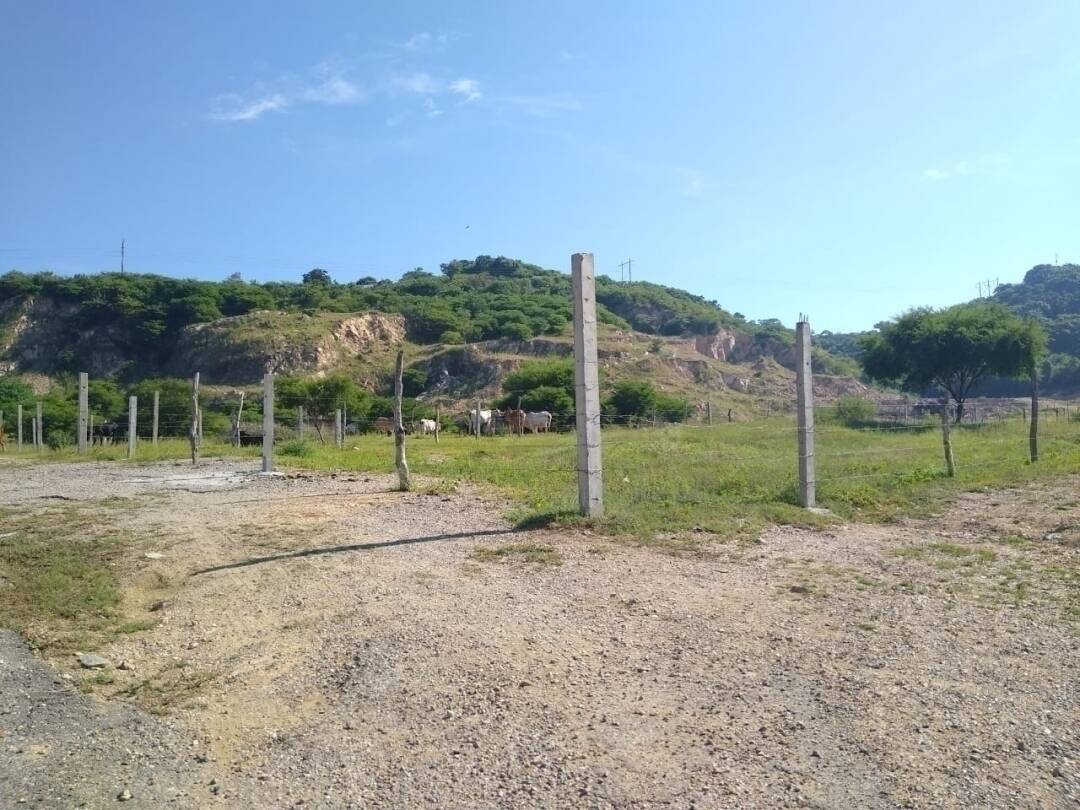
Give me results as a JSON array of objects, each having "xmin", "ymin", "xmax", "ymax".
[
  {"xmin": 1051, "ymin": 765, "xmax": 1064, "ymax": 778},
  {"xmin": 78, "ymin": 653, "xmax": 110, "ymax": 669},
  {"xmin": 144, "ymin": 552, "xmax": 164, "ymax": 560},
  {"xmin": 117, "ymin": 788, "xmax": 133, "ymax": 801},
  {"xmin": 149, "ymin": 600, "xmax": 168, "ymax": 612},
  {"xmin": 118, "ymin": 660, "xmax": 134, "ymax": 671}
]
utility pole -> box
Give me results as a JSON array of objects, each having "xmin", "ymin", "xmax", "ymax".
[
  {"xmin": 618, "ymin": 258, "xmax": 633, "ymax": 283},
  {"xmin": 120, "ymin": 239, "xmax": 125, "ymax": 274}
]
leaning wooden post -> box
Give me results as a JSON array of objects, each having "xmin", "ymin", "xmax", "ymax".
[
  {"xmin": 1029, "ymin": 368, "xmax": 1039, "ymax": 463},
  {"xmin": 572, "ymin": 252, "xmax": 603, "ymax": 517},
  {"xmin": 262, "ymin": 373, "xmax": 274, "ymax": 473},
  {"xmin": 152, "ymin": 390, "xmax": 160, "ymax": 446},
  {"xmin": 795, "ymin": 320, "xmax": 816, "ymax": 508},
  {"xmin": 127, "ymin": 395, "xmax": 137, "ymax": 459},
  {"xmin": 940, "ymin": 401, "xmax": 956, "ymax": 477},
  {"xmin": 434, "ymin": 404, "xmax": 441, "ymax": 444},
  {"xmin": 233, "ymin": 391, "xmax": 245, "ymax": 448},
  {"xmin": 17, "ymin": 403, "xmax": 23, "ymax": 450},
  {"xmin": 35, "ymin": 401, "xmax": 43, "ymax": 451},
  {"xmin": 393, "ymin": 350, "xmax": 411, "ymax": 491},
  {"xmin": 189, "ymin": 372, "xmax": 201, "ymax": 465},
  {"xmin": 77, "ymin": 372, "xmax": 89, "ymax": 455}
]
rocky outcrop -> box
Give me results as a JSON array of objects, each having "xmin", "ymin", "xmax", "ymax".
[
  {"xmin": 694, "ymin": 327, "xmax": 796, "ymax": 369},
  {"xmin": 168, "ymin": 311, "xmax": 405, "ymax": 383},
  {"xmin": 694, "ymin": 329, "xmax": 737, "ymax": 361}
]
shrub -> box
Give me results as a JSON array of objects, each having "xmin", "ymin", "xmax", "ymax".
[
  {"xmin": 279, "ymin": 439, "xmax": 315, "ymax": 458},
  {"xmin": 833, "ymin": 395, "xmax": 877, "ymax": 427}
]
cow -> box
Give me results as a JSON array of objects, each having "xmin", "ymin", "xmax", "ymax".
[
  {"xmin": 469, "ymin": 409, "xmax": 493, "ymax": 436},
  {"xmin": 503, "ymin": 408, "xmax": 526, "ymax": 436},
  {"xmin": 417, "ymin": 418, "xmax": 437, "ymax": 436},
  {"xmin": 371, "ymin": 416, "xmax": 394, "ymax": 436},
  {"xmin": 524, "ymin": 410, "xmax": 553, "ymax": 433},
  {"xmin": 236, "ymin": 430, "xmax": 263, "ymax": 447},
  {"xmin": 92, "ymin": 421, "xmax": 121, "ymax": 446}
]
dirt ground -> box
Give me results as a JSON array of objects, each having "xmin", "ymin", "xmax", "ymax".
[{"xmin": 0, "ymin": 458, "xmax": 1077, "ymax": 809}]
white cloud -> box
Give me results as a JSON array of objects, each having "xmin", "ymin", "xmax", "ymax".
[
  {"xmin": 301, "ymin": 75, "xmax": 363, "ymax": 105},
  {"xmin": 449, "ymin": 78, "xmax": 481, "ymax": 102},
  {"xmin": 923, "ymin": 161, "xmax": 969, "ymax": 181},
  {"xmin": 401, "ymin": 32, "xmax": 447, "ymax": 52},
  {"xmin": 423, "ymin": 97, "xmax": 442, "ymax": 119},
  {"xmin": 210, "ymin": 93, "xmax": 289, "ymax": 122},
  {"xmin": 390, "ymin": 71, "xmax": 441, "ymax": 96}
]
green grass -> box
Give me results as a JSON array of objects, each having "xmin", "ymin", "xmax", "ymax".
[
  {"xmin": 0, "ymin": 501, "xmax": 165, "ymax": 653},
  {"xmin": 5, "ymin": 417, "xmax": 1079, "ymax": 548},
  {"xmin": 470, "ymin": 543, "xmax": 563, "ymax": 566}
]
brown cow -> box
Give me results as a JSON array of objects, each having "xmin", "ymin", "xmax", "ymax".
[
  {"xmin": 371, "ymin": 416, "xmax": 394, "ymax": 436},
  {"xmin": 503, "ymin": 408, "xmax": 526, "ymax": 436}
]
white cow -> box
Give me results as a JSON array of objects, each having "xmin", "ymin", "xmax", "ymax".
[
  {"xmin": 418, "ymin": 418, "xmax": 437, "ymax": 436},
  {"xmin": 469, "ymin": 409, "xmax": 493, "ymax": 436},
  {"xmin": 524, "ymin": 411, "xmax": 553, "ymax": 433}
]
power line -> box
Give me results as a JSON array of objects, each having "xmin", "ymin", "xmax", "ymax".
[{"xmin": 618, "ymin": 258, "xmax": 633, "ymax": 283}]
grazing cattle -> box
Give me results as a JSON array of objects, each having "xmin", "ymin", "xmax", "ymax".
[
  {"xmin": 371, "ymin": 416, "xmax": 394, "ymax": 436},
  {"xmin": 418, "ymin": 418, "xmax": 437, "ymax": 436},
  {"xmin": 524, "ymin": 410, "xmax": 553, "ymax": 433},
  {"xmin": 236, "ymin": 430, "xmax": 263, "ymax": 447},
  {"xmin": 503, "ymin": 408, "xmax": 526, "ymax": 436},
  {"xmin": 469, "ymin": 409, "xmax": 493, "ymax": 436},
  {"xmin": 92, "ymin": 421, "xmax": 121, "ymax": 446}
]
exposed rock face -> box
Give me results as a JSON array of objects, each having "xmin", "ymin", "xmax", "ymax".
[
  {"xmin": 168, "ymin": 311, "xmax": 405, "ymax": 383},
  {"xmin": 0, "ymin": 296, "xmax": 130, "ymax": 377},
  {"xmin": 694, "ymin": 329, "xmax": 737, "ymax": 361}
]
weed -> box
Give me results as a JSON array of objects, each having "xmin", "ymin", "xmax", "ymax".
[{"xmin": 470, "ymin": 543, "xmax": 563, "ymax": 566}]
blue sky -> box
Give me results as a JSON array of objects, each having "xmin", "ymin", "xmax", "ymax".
[{"xmin": 2, "ymin": 1, "xmax": 1078, "ymax": 332}]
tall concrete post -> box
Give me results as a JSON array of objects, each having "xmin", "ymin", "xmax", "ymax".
[
  {"xmin": 572, "ymin": 252, "xmax": 603, "ymax": 517},
  {"xmin": 152, "ymin": 390, "xmax": 160, "ymax": 446},
  {"xmin": 335, "ymin": 408, "xmax": 343, "ymax": 448},
  {"xmin": 16, "ymin": 404, "xmax": 22, "ymax": 450},
  {"xmin": 35, "ymin": 402, "xmax": 43, "ymax": 451},
  {"xmin": 262, "ymin": 373, "xmax": 274, "ymax": 473},
  {"xmin": 127, "ymin": 396, "xmax": 137, "ymax": 459},
  {"xmin": 795, "ymin": 321, "xmax": 816, "ymax": 508},
  {"xmin": 77, "ymin": 372, "xmax": 89, "ymax": 454}
]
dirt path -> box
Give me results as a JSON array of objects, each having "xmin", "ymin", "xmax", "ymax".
[{"xmin": 0, "ymin": 459, "xmax": 1077, "ymax": 808}]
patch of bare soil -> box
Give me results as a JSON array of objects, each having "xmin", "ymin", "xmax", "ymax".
[{"xmin": 2, "ymin": 460, "xmax": 1077, "ymax": 808}]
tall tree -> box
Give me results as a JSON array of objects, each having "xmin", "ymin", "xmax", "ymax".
[{"xmin": 860, "ymin": 303, "xmax": 1046, "ymax": 423}]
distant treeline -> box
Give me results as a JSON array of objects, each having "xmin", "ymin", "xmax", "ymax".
[{"xmin": 0, "ymin": 255, "xmax": 780, "ymax": 366}]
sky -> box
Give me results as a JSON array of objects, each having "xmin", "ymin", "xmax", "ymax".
[{"xmin": 2, "ymin": 1, "xmax": 1078, "ymax": 332}]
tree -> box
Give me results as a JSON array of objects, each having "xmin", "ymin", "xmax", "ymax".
[
  {"xmin": 302, "ymin": 268, "xmax": 332, "ymax": 286},
  {"xmin": 860, "ymin": 303, "xmax": 1046, "ymax": 422}
]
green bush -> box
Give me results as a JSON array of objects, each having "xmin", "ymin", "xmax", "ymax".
[
  {"xmin": 279, "ymin": 439, "xmax": 315, "ymax": 458},
  {"xmin": 832, "ymin": 395, "xmax": 877, "ymax": 427}
]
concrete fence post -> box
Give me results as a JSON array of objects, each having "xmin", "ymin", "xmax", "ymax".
[
  {"xmin": 77, "ymin": 372, "xmax": 89, "ymax": 454},
  {"xmin": 127, "ymin": 396, "xmax": 137, "ymax": 459},
  {"xmin": 795, "ymin": 320, "xmax": 816, "ymax": 508},
  {"xmin": 572, "ymin": 252, "xmax": 603, "ymax": 517},
  {"xmin": 35, "ymin": 401, "xmax": 43, "ymax": 451},
  {"xmin": 190, "ymin": 372, "xmax": 201, "ymax": 466},
  {"xmin": 393, "ymin": 350, "xmax": 411, "ymax": 491},
  {"xmin": 262, "ymin": 372, "xmax": 274, "ymax": 473},
  {"xmin": 335, "ymin": 408, "xmax": 343, "ymax": 449},
  {"xmin": 152, "ymin": 390, "xmax": 160, "ymax": 446},
  {"xmin": 1029, "ymin": 368, "xmax": 1039, "ymax": 463},
  {"xmin": 17, "ymin": 404, "xmax": 23, "ymax": 450}
]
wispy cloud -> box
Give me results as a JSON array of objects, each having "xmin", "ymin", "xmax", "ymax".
[
  {"xmin": 400, "ymin": 32, "xmax": 448, "ymax": 52},
  {"xmin": 922, "ymin": 161, "xmax": 970, "ymax": 181},
  {"xmin": 209, "ymin": 63, "xmax": 363, "ymax": 122},
  {"xmin": 449, "ymin": 78, "xmax": 481, "ymax": 103},
  {"xmin": 500, "ymin": 93, "xmax": 583, "ymax": 117}
]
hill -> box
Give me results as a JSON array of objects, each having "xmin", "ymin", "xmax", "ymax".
[{"xmin": 0, "ymin": 256, "xmax": 874, "ymax": 440}]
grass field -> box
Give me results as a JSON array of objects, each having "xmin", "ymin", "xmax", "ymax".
[{"xmin": 8, "ymin": 415, "xmax": 1077, "ymax": 547}]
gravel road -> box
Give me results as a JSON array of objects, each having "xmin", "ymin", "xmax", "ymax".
[{"xmin": 0, "ymin": 458, "xmax": 1076, "ymax": 808}]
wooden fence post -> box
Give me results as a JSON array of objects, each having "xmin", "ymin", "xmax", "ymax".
[
  {"xmin": 572, "ymin": 252, "xmax": 603, "ymax": 517},
  {"xmin": 78, "ymin": 372, "xmax": 89, "ymax": 454},
  {"xmin": 394, "ymin": 350, "xmax": 411, "ymax": 491},
  {"xmin": 127, "ymin": 396, "xmax": 137, "ymax": 459},
  {"xmin": 475, "ymin": 397, "xmax": 481, "ymax": 439},
  {"xmin": 190, "ymin": 372, "xmax": 201, "ymax": 465},
  {"xmin": 262, "ymin": 373, "xmax": 274, "ymax": 473},
  {"xmin": 940, "ymin": 401, "xmax": 956, "ymax": 477},
  {"xmin": 297, "ymin": 405, "xmax": 305, "ymax": 441},
  {"xmin": 795, "ymin": 320, "xmax": 816, "ymax": 508},
  {"xmin": 233, "ymin": 391, "xmax": 245, "ymax": 448},
  {"xmin": 435, "ymin": 404, "xmax": 441, "ymax": 444},
  {"xmin": 1029, "ymin": 368, "xmax": 1039, "ymax": 463},
  {"xmin": 152, "ymin": 390, "xmax": 160, "ymax": 446}
]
